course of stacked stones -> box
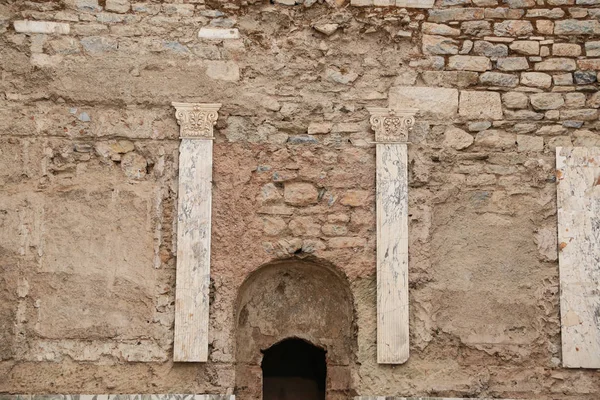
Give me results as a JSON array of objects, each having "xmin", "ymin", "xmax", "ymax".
[{"xmin": 0, "ymin": 0, "xmax": 599, "ymax": 398}]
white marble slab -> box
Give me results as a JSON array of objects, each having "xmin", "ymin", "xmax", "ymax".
[
  {"xmin": 2, "ymin": 395, "xmax": 234, "ymax": 400},
  {"xmin": 172, "ymin": 102, "xmax": 220, "ymax": 362},
  {"xmin": 376, "ymin": 142, "xmax": 410, "ymax": 364},
  {"xmin": 174, "ymin": 139, "xmax": 213, "ymax": 362},
  {"xmin": 556, "ymin": 146, "xmax": 600, "ymax": 369}
]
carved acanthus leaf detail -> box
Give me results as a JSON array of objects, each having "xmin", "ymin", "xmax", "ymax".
[
  {"xmin": 172, "ymin": 102, "xmax": 222, "ymax": 139},
  {"xmin": 367, "ymin": 107, "xmax": 417, "ymax": 143}
]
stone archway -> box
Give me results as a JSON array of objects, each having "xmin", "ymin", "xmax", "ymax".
[{"xmin": 234, "ymin": 258, "xmax": 356, "ymax": 400}]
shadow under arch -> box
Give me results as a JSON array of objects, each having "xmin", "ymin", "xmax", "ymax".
[{"xmin": 234, "ymin": 257, "xmax": 357, "ymax": 400}]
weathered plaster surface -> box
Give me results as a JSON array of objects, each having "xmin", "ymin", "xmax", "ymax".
[{"xmin": 1, "ymin": 0, "xmax": 600, "ymax": 398}]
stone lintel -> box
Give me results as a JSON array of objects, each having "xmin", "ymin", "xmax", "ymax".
[
  {"xmin": 367, "ymin": 107, "xmax": 418, "ymax": 143},
  {"xmin": 172, "ymin": 102, "xmax": 222, "ymax": 139}
]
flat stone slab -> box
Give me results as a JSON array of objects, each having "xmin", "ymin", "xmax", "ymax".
[{"xmin": 389, "ymin": 86, "xmax": 459, "ymax": 119}]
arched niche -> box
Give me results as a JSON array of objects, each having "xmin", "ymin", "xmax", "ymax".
[{"xmin": 234, "ymin": 258, "xmax": 356, "ymax": 400}]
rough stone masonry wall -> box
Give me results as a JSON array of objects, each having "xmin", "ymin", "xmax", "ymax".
[{"xmin": 0, "ymin": 0, "xmax": 599, "ymax": 398}]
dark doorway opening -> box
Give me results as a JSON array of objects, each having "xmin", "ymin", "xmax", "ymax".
[{"xmin": 261, "ymin": 338, "xmax": 326, "ymax": 400}]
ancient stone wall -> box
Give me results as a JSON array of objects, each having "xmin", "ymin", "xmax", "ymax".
[{"xmin": 0, "ymin": 0, "xmax": 599, "ymax": 398}]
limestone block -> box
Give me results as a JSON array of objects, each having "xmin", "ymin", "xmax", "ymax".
[
  {"xmin": 555, "ymin": 19, "xmax": 600, "ymax": 35},
  {"xmin": 422, "ymin": 22, "xmax": 460, "ymax": 36},
  {"xmin": 475, "ymin": 129, "xmax": 516, "ymax": 148},
  {"xmin": 205, "ymin": 60, "xmax": 240, "ymax": 81},
  {"xmin": 198, "ymin": 27, "xmax": 240, "ymax": 40},
  {"xmin": 516, "ymin": 135, "xmax": 544, "ymax": 152},
  {"xmin": 389, "ymin": 86, "xmax": 459, "ymax": 118},
  {"xmin": 462, "ymin": 21, "xmax": 492, "ymax": 36},
  {"xmin": 534, "ymin": 58, "xmax": 577, "ymax": 71},
  {"xmin": 536, "ymin": 20, "xmax": 554, "ymax": 34},
  {"xmin": 284, "ymin": 182, "xmax": 319, "ymax": 206},
  {"xmin": 13, "ymin": 20, "xmax": 70, "ymax": 34},
  {"xmin": 494, "ymin": 20, "xmax": 534, "ymax": 36},
  {"xmin": 526, "ymin": 7, "xmax": 565, "ymax": 18},
  {"xmin": 421, "ymin": 71, "xmax": 479, "ymax": 88},
  {"xmin": 497, "ymin": 57, "xmax": 529, "ymax": 71},
  {"xmin": 553, "ymin": 43, "xmax": 582, "ymax": 56},
  {"xmin": 510, "ymin": 40, "xmax": 540, "ymax": 55},
  {"xmin": 105, "ymin": 0, "xmax": 130, "ymax": 13},
  {"xmin": 479, "ymin": 72, "xmax": 519, "ymax": 87},
  {"xmin": 521, "ymin": 72, "xmax": 552, "ymax": 88},
  {"xmin": 586, "ymin": 41, "xmax": 600, "ymax": 56},
  {"xmin": 577, "ymin": 59, "xmax": 600, "ymax": 71},
  {"xmin": 422, "ymin": 35, "xmax": 459, "ymax": 55},
  {"xmin": 448, "ymin": 55, "xmax": 492, "ymax": 71},
  {"xmin": 393, "ymin": 0, "xmax": 435, "ymax": 6},
  {"xmin": 340, "ymin": 190, "xmax": 369, "ymax": 206},
  {"xmin": 565, "ymin": 93, "xmax": 586, "ymax": 108},
  {"xmin": 554, "ymin": 73, "xmax": 574, "ymax": 85},
  {"xmin": 530, "ymin": 93, "xmax": 565, "ymax": 110},
  {"xmin": 427, "ymin": 8, "xmax": 485, "ymax": 22},
  {"xmin": 473, "ymin": 41, "xmax": 508, "ymax": 58},
  {"xmin": 459, "ymin": 90, "xmax": 503, "ymax": 120},
  {"xmin": 328, "ymin": 237, "xmax": 367, "ymax": 248},
  {"xmin": 443, "ymin": 127, "xmax": 474, "ymax": 150}
]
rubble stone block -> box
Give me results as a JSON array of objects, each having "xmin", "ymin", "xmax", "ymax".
[{"xmin": 459, "ymin": 90, "xmax": 503, "ymax": 120}]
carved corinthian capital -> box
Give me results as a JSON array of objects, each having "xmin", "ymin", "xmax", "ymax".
[
  {"xmin": 367, "ymin": 107, "xmax": 418, "ymax": 143},
  {"xmin": 172, "ymin": 102, "xmax": 222, "ymax": 139}
]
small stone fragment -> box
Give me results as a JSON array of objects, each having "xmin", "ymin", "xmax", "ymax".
[
  {"xmin": 284, "ymin": 182, "xmax": 319, "ymax": 206},
  {"xmin": 340, "ymin": 190, "xmax": 369, "ymax": 207},
  {"xmin": 313, "ymin": 23, "xmax": 339, "ymax": 36},
  {"xmin": 459, "ymin": 91, "xmax": 503, "ymax": 119},
  {"xmin": 121, "ymin": 152, "xmax": 147, "ymax": 180},
  {"xmin": 517, "ymin": 135, "xmax": 544, "ymax": 152},
  {"xmin": 443, "ymin": 127, "xmax": 474, "ymax": 150}
]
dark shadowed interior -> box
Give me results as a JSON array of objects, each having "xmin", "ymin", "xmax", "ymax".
[{"xmin": 262, "ymin": 338, "xmax": 326, "ymax": 400}]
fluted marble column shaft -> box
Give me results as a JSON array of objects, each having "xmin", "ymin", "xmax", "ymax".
[
  {"xmin": 172, "ymin": 102, "xmax": 221, "ymax": 362},
  {"xmin": 368, "ymin": 107, "xmax": 416, "ymax": 364}
]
